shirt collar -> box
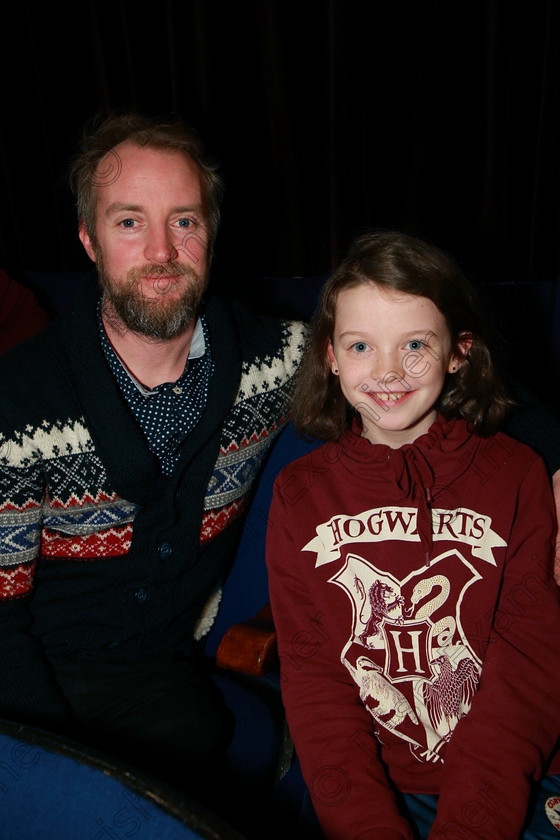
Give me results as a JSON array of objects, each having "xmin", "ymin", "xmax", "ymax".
[
  {"xmin": 188, "ymin": 317, "xmax": 206, "ymax": 360},
  {"xmin": 98, "ymin": 305, "xmax": 207, "ymax": 396}
]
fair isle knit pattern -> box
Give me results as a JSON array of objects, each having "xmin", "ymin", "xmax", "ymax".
[
  {"xmin": 202, "ymin": 323, "xmax": 304, "ymax": 540},
  {"xmin": 0, "ymin": 318, "xmax": 306, "ymax": 597},
  {"xmin": 0, "ymin": 277, "xmax": 306, "ymax": 724},
  {"xmin": 0, "ymin": 418, "xmax": 137, "ymax": 594}
]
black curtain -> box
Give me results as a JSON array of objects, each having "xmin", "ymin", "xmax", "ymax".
[{"xmin": 1, "ymin": 1, "xmax": 559, "ymax": 291}]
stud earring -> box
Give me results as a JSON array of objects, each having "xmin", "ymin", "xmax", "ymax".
[{"xmin": 332, "ymin": 367, "xmax": 339, "ymax": 375}]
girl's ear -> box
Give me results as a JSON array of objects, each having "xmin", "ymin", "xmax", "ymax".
[
  {"xmin": 327, "ymin": 340, "xmax": 339, "ymax": 375},
  {"xmin": 447, "ymin": 331, "xmax": 473, "ymax": 373}
]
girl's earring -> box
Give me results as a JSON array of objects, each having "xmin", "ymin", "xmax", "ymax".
[{"xmin": 332, "ymin": 367, "xmax": 339, "ymax": 375}]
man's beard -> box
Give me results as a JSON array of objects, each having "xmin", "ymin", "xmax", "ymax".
[{"xmin": 97, "ymin": 253, "xmax": 207, "ymax": 340}]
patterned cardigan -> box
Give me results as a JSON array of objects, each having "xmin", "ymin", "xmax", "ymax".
[{"xmin": 0, "ymin": 274, "xmax": 306, "ymax": 727}]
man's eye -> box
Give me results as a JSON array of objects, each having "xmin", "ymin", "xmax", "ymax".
[
  {"xmin": 404, "ymin": 339, "xmax": 425, "ymax": 351},
  {"xmin": 352, "ymin": 342, "xmax": 369, "ymax": 352},
  {"xmin": 120, "ymin": 218, "xmax": 136, "ymax": 228},
  {"xmin": 177, "ymin": 218, "xmax": 193, "ymax": 228}
]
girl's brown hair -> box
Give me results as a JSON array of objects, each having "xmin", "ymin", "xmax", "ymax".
[{"xmin": 292, "ymin": 230, "xmax": 512, "ymax": 440}]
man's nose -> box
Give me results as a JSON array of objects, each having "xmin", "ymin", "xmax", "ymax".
[{"xmin": 144, "ymin": 223, "xmax": 179, "ymax": 263}]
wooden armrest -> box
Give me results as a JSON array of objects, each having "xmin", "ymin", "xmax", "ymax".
[{"xmin": 216, "ymin": 603, "xmax": 278, "ymax": 677}]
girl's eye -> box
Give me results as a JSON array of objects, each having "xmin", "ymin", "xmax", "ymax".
[
  {"xmin": 404, "ymin": 339, "xmax": 425, "ymax": 351},
  {"xmin": 352, "ymin": 342, "xmax": 369, "ymax": 353}
]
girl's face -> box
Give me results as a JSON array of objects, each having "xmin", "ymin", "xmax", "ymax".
[{"xmin": 327, "ymin": 283, "xmax": 469, "ymax": 448}]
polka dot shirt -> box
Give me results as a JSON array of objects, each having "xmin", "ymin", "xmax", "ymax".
[{"xmin": 98, "ymin": 306, "xmax": 214, "ymax": 476}]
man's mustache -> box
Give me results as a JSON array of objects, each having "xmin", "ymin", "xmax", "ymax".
[{"xmin": 127, "ymin": 262, "xmax": 194, "ymax": 282}]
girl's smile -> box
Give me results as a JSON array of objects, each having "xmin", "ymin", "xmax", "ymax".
[
  {"xmin": 327, "ymin": 283, "xmax": 469, "ymax": 447},
  {"xmin": 366, "ymin": 390, "xmax": 414, "ymax": 408}
]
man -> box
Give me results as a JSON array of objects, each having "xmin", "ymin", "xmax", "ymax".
[{"xmin": 0, "ymin": 114, "xmax": 306, "ymax": 798}]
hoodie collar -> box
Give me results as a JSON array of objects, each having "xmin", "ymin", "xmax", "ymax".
[{"xmin": 339, "ymin": 417, "xmax": 479, "ymax": 565}]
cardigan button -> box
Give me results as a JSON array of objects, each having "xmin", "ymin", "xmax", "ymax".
[
  {"xmin": 134, "ymin": 588, "xmax": 148, "ymax": 604},
  {"xmin": 158, "ymin": 541, "xmax": 173, "ymax": 560}
]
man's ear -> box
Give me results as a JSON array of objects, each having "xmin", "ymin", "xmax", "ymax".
[
  {"xmin": 448, "ymin": 331, "xmax": 473, "ymax": 373},
  {"xmin": 78, "ymin": 221, "xmax": 97, "ymax": 263}
]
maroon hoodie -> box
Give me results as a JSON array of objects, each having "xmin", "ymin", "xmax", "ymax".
[{"xmin": 267, "ymin": 417, "xmax": 560, "ymax": 840}]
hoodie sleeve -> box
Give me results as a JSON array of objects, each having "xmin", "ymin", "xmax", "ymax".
[
  {"xmin": 428, "ymin": 455, "xmax": 560, "ymax": 839},
  {"xmin": 267, "ymin": 473, "xmax": 416, "ymax": 840}
]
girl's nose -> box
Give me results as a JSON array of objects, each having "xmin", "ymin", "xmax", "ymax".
[{"xmin": 370, "ymin": 350, "xmax": 404, "ymax": 387}]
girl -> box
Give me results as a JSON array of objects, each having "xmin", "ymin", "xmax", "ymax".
[{"xmin": 266, "ymin": 231, "xmax": 560, "ymax": 840}]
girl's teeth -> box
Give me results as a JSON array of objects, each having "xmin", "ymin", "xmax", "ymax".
[{"xmin": 374, "ymin": 392, "xmax": 404, "ymax": 402}]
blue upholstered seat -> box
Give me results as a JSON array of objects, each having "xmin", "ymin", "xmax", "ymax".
[{"xmin": 0, "ymin": 717, "xmax": 243, "ymax": 840}]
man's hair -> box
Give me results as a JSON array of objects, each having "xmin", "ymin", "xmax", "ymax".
[
  {"xmin": 292, "ymin": 229, "xmax": 512, "ymax": 440},
  {"xmin": 69, "ymin": 112, "xmax": 223, "ymax": 250}
]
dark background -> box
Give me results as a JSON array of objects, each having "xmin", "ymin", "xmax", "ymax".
[
  {"xmin": 2, "ymin": 1, "xmax": 560, "ymax": 280},
  {"xmin": 1, "ymin": 0, "xmax": 560, "ymax": 391}
]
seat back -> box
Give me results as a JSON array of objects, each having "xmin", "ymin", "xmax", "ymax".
[{"xmin": 0, "ymin": 718, "xmax": 244, "ymax": 840}]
